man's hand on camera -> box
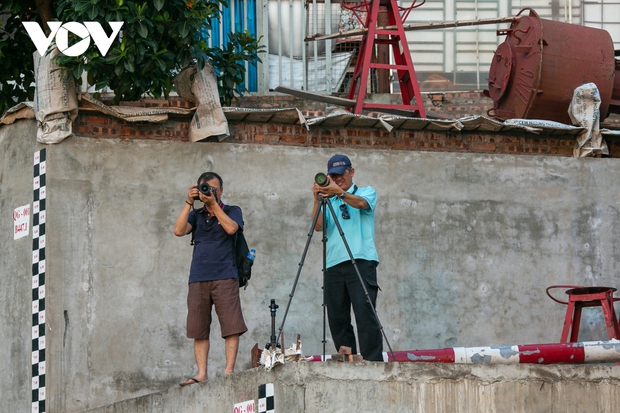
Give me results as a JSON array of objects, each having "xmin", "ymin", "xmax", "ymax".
[
  {"xmin": 312, "ymin": 182, "xmax": 324, "ymax": 200},
  {"xmin": 188, "ymin": 185, "xmax": 199, "ymax": 204},
  {"xmin": 200, "ymin": 189, "xmax": 217, "ymax": 207},
  {"xmin": 312, "ymin": 179, "xmax": 342, "ymax": 199},
  {"xmin": 317, "ymin": 179, "xmax": 342, "ymax": 198}
]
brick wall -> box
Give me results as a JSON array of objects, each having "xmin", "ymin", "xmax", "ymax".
[
  {"xmin": 74, "ymin": 111, "xmax": 191, "ymax": 141},
  {"xmin": 226, "ymin": 122, "xmax": 581, "ymax": 157},
  {"xmin": 74, "ymin": 93, "xmax": 620, "ymax": 157}
]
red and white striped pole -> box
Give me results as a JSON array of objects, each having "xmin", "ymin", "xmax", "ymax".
[{"xmin": 306, "ymin": 340, "xmax": 620, "ymax": 364}]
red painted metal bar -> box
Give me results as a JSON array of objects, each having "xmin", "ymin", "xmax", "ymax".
[
  {"xmin": 516, "ymin": 343, "xmax": 586, "ymax": 364},
  {"xmin": 301, "ymin": 340, "xmax": 620, "ymax": 364},
  {"xmin": 386, "ymin": 348, "xmax": 456, "ymax": 363}
]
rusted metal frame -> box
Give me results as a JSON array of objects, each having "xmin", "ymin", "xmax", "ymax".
[{"xmin": 306, "ymin": 16, "xmax": 516, "ymax": 42}]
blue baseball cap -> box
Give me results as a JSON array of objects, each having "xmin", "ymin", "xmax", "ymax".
[{"xmin": 327, "ymin": 154, "xmax": 352, "ymax": 175}]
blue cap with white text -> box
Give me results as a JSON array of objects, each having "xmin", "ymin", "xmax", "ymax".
[{"xmin": 327, "ymin": 154, "xmax": 352, "ymax": 175}]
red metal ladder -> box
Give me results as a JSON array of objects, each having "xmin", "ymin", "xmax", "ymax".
[{"xmin": 344, "ymin": 0, "xmax": 426, "ymax": 117}]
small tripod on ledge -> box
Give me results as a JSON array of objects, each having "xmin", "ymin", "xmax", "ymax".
[
  {"xmin": 277, "ymin": 194, "xmax": 396, "ymax": 361},
  {"xmin": 266, "ymin": 299, "xmax": 280, "ymax": 350}
]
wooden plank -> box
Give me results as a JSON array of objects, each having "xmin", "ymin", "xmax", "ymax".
[
  {"xmin": 275, "ymin": 86, "xmax": 356, "ymax": 107},
  {"xmin": 275, "ymin": 86, "xmax": 425, "ymax": 117}
]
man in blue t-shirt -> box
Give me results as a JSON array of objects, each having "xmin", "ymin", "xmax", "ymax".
[
  {"xmin": 311, "ymin": 154, "xmax": 383, "ymax": 361},
  {"xmin": 174, "ymin": 172, "xmax": 247, "ymax": 385}
]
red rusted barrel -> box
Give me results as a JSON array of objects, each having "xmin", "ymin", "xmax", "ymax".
[{"xmin": 486, "ymin": 8, "xmax": 616, "ymax": 124}]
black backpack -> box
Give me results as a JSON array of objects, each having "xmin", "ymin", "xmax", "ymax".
[
  {"xmin": 190, "ymin": 205, "xmax": 253, "ymax": 289},
  {"xmin": 230, "ymin": 227, "xmax": 253, "ymax": 289},
  {"xmin": 224, "ymin": 205, "xmax": 253, "ymax": 289}
]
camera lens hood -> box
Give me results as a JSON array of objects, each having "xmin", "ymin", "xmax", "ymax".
[{"xmin": 315, "ymin": 172, "xmax": 329, "ymax": 186}]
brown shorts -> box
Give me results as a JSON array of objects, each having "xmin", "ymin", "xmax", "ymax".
[{"xmin": 186, "ymin": 278, "xmax": 248, "ymax": 339}]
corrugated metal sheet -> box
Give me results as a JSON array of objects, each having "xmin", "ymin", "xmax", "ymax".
[
  {"xmin": 7, "ymin": 100, "xmax": 620, "ymax": 138},
  {"xmin": 222, "ymin": 106, "xmax": 600, "ymax": 136}
]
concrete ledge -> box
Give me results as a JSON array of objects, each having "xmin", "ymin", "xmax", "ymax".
[{"xmin": 82, "ymin": 361, "xmax": 620, "ymax": 412}]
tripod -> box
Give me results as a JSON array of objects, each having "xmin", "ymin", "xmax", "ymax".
[{"xmin": 277, "ymin": 195, "xmax": 396, "ymax": 361}]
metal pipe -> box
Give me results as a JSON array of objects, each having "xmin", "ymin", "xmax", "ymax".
[
  {"xmin": 303, "ymin": 340, "xmax": 620, "ymax": 364},
  {"xmin": 306, "ymin": 16, "xmax": 516, "ymax": 42}
]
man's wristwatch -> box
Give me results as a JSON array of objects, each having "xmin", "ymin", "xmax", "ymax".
[{"xmin": 338, "ymin": 191, "xmax": 346, "ymax": 199}]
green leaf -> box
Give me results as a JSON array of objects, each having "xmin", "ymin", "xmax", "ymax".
[
  {"xmin": 179, "ymin": 22, "xmax": 189, "ymax": 39},
  {"xmin": 153, "ymin": 0, "xmax": 165, "ymax": 12},
  {"xmin": 124, "ymin": 60, "xmax": 135, "ymax": 73},
  {"xmin": 137, "ymin": 22, "xmax": 148, "ymax": 38},
  {"xmin": 88, "ymin": 5, "xmax": 99, "ymax": 20}
]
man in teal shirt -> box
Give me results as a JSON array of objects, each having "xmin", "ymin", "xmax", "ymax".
[{"xmin": 311, "ymin": 154, "xmax": 383, "ymax": 361}]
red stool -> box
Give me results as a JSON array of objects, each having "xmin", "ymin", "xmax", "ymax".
[{"xmin": 547, "ymin": 285, "xmax": 620, "ymax": 342}]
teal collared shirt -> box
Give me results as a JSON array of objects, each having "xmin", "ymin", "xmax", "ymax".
[{"xmin": 324, "ymin": 184, "xmax": 379, "ymax": 268}]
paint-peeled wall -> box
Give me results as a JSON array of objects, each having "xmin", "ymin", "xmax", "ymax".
[{"xmin": 2, "ymin": 120, "xmax": 620, "ymax": 411}]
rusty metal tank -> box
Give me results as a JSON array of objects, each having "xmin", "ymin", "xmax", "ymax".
[{"xmin": 485, "ymin": 8, "xmax": 618, "ymax": 124}]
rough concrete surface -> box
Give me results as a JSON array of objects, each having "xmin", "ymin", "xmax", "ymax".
[
  {"xmin": 3, "ymin": 119, "xmax": 620, "ymax": 411},
  {"xmin": 82, "ymin": 362, "xmax": 620, "ymax": 413}
]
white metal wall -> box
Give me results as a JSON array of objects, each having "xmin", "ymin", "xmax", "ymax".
[{"xmin": 582, "ymin": 0, "xmax": 620, "ymax": 48}]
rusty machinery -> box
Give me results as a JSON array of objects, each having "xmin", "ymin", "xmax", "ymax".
[{"xmin": 485, "ymin": 8, "xmax": 620, "ymax": 124}]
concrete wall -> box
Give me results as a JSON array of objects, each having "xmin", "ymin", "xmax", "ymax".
[
  {"xmin": 3, "ymin": 119, "xmax": 620, "ymax": 411},
  {"xmin": 1, "ymin": 120, "xmax": 39, "ymax": 409},
  {"xmin": 82, "ymin": 362, "xmax": 620, "ymax": 413}
]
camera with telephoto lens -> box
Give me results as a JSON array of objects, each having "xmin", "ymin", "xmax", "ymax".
[
  {"xmin": 314, "ymin": 172, "xmax": 329, "ymax": 187},
  {"xmin": 194, "ymin": 182, "xmax": 216, "ymax": 200}
]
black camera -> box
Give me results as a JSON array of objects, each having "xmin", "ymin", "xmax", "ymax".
[
  {"xmin": 194, "ymin": 182, "xmax": 216, "ymax": 200},
  {"xmin": 314, "ymin": 172, "xmax": 329, "ymax": 187}
]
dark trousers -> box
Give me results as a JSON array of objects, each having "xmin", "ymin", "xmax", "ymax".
[{"xmin": 324, "ymin": 259, "xmax": 383, "ymax": 361}]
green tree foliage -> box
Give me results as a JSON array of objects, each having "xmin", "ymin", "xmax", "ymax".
[
  {"xmin": 0, "ymin": 1, "xmax": 39, "ymax": 115},
  {"xmin": 207, "ymin": 30, "xmax": 264, "ymax": 107},
  {"xmin": 0, "ymin": 0, "xmax": 264, "ymax": 114}
]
